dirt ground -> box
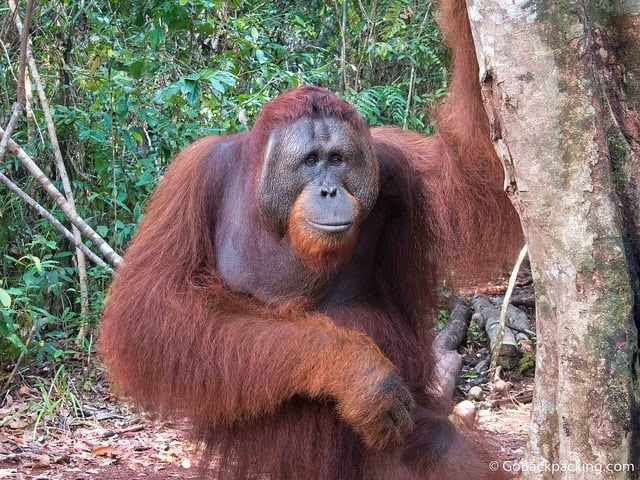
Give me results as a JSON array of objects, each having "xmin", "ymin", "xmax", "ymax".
[
  {"xmin": 0, "ymin": 381, "xmax": 199, "ymax": 480},
  {"xmin": 0, "ymin": 370, "xmax": 531, "ymax": 480}
]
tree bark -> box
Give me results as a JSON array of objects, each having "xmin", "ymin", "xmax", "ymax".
[{"xmin": 465, "ymin": 1, "xmax": 640, "ymax": 478}]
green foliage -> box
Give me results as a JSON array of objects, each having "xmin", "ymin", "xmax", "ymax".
[
  {"xmin": 518, "ymin": 340, "xmax": 536, "ymax": 374},
  {"xmin": 1, "ymin": 235, "xmax": 106, "ymax": 364},
  {"xmin": 434, "ymin": 308, "xmax": 449, "ymax": 331},
  {"xmin": 0, "ymin": 0, "xmax": 448, "ymax": 373},
  {"xmin": 466, "ymin": 321, "xmax": 486, "ymax": 349}
]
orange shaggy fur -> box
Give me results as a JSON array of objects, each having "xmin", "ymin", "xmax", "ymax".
[
  {"xmin": 99, "ymin": 1, "xmax": 521, "ymax": 478},
  {"xmin": 287, "ymin": 190, "xmax": 361, "ymax": 272}
]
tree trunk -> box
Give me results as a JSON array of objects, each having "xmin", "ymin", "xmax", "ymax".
[{"xmin": 465, "ymin": 1, "xmax": 640, "ymax": 478}]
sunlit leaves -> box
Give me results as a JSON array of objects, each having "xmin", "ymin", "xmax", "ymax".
[
  {"xmin": 156, "ymin": 69, "xmax": 236, "ymax": 106},
  {"xmin": 0, "ymin": 289, "xmax": 11, "ymax": 309}
]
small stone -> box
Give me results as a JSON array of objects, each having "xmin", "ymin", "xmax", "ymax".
[
  {"xmin": 492, "ymin": 379, "xmax": 510, "ymax": 396},
  {"xmin": 451, "ymin": 400, "xmax": 477, "ymax": 427},
  {"xmin": 467, "ymin": 386, "xmax": 484, "ymax": 401}
]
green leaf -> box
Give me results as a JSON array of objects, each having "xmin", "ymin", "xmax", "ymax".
[
  {"xmin": 203, "ymin": 70, "xmax": 236, "ymax": 95},
  {"xmin": 128, "ymin": 60, "xmax": 147, "ymax": 79},
  {"xmin": 31, "ymin": 256, "xmax": 42, "ymax": 272},
  {"xmin": 135, "ymin": 171, "xmax": 155, "ymax": 187},
  {"xmin": 7, "ymin": 333, "xmax": 27, "ymax": 353},
  {"xmin": 183, "ymin": 79, "xmax": 201, "ymax": 106},
  {"xmin": 131, "ymin": 131, "xmax": 143, "ymax": 143},
  {"xmin": 0, "ymin": 288, "xmax": 11, "ymax": 308},
  {"xmin": 149, "ymin": 27, "xmax": 165, "ymax": 49},
  {"xmin": 157, "ymin": 82, "xmax": 182, "ymax": 104},
  {"xmin": 94, "ymin": 155, "xmax": 108, "ymax": 172}
]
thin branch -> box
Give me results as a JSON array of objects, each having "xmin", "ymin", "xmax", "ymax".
[
  {"xmin": 0, "ymin": 103, "xmax": 22, "ymax": 161},
  {"xmin": 0, "ymin": 0, "xmax": 18, "ymax": 41},
  {"xmin": 505, "ymin": 322, "xmax": 536, "ymax": 338},
  {"xmin": 355, "ymin": 0, "xmax": 377, "ymax": 85},
  {"xmin": 0, "ymin": 0, "xmax": 32, "ymax": 161},
  {"xmin": 24, "ymin": 70, "xmax": 35, "ymax": 145},
  {"xmin": 8, "ymin": 0, "xmax": 83, "ymax": 228},
  {"xmin": 0, "ymin": 39, "xmax": 18, "ymax": 83},
  {"xmin": 403, "ymin": 66, "xmax": 416, "ymax": 129},
  {"xmin": 342, "ymin": 0, "xmax": 348, "ymax": 90},
  {"xmin": 16, "ymin": 0, "xmax": 34, "ymax": 108},
  {"xmin": 0, "ymin": 127, "xmax": 123, "ymax": 267},
  {"xmin": 0, "ymin": 171, "xmax": 110, "ymax": 269},
  {"xmin": 490, "ymin": 244, "xmax": 529, "ymax": 372},
  {"xmin": 8, "ymin": 0, "xmax": 90, "ymax": 334},
  {"xmin": 334, "ymin": 0, "xmax": 348, "ymax": 91}
]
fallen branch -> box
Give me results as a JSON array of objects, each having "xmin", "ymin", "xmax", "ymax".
[
  {"xmin": 434, "ymin": 299, "xmax": 471, "ymax": 398},
  {"xmin": 434, "ymin": 299, "xmax": 472, "ymax": 351},
  {"xmin": 434, "ymin": 351, "xmax": 463, "ymax": 399},
  {"xmin": 0, "ymin": 127, "xmax": 122, "ymax": 267},
  {"xmin": 0, "ymin": 171, "xmax": 110, "ymax": 269},
  {"xmin": 116, "ymin": 424, "xmax": 146, "ymax": 435},
  {"xmin": 490, "ymin": 297, "xmax": 534, "ymax": 340},
  {"xmin": 472, "ymin": 294, "xmax": 518, "ymax": 368}
]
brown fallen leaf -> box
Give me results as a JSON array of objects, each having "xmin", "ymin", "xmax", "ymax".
[
  {"xmin": 7, "ymin": 419, "xmax": 26, "ymax": 430},
  {"xmin": 92, "ymin": 445, "xmax": 120, "ymax": 457},
  {"xmin": 29, "ymin": 454, "xmax": 51, "ymax": 469},
  {"xmin": 17, "ymin": 385, "xmax": 31, "ymax": 396}
]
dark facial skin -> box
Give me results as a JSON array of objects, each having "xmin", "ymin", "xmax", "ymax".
[
  {"xmin": 215, "ymin": 115, "xmax": 380, "ymax": 303},
  {"xmin": 257, "ymin": 115, "xmax": 380, "ymax": 238}
]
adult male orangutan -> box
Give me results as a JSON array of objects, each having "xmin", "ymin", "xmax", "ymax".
[{"xmin": 99, "ymin": 1, "xmax": 522, "ymax": 478}]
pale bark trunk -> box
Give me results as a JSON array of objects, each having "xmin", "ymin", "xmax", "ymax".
[{"xmin": 465, "ymin": 1, "xmax": 640, "ymax": 478}]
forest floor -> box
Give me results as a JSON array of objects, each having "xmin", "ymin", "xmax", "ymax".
[{"xmin": 0, "ymin": 366, "xmax": 532, "ymax": 480}]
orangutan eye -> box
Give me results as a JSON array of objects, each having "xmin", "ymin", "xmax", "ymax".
[
  {"xmin": 329, "ymin": 155, "xmax": 343, "ymax": 166},
  {"xmin": 304, "ymin": 155, "xmax": 318, "ymax": 166}
]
